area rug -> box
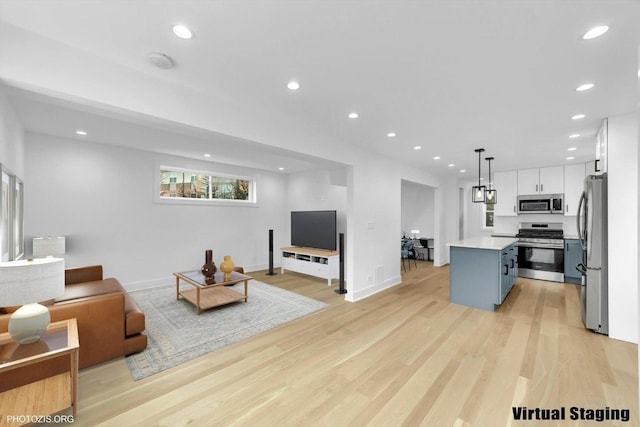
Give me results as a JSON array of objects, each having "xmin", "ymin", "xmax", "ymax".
[{"xmin": 125, "ymin": 280, "xmax": 328, "ymax": 380}]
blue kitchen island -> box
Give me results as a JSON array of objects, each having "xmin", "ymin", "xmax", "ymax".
[{"xmin": 449, "ymin": 237, "xmax": 518, "ymax": 311}]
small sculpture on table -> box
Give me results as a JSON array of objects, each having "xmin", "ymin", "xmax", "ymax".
[
  {"xmin": 201, "ymin": 249, "xmax": 217, "ymax": 285},
  {"xmin": 220, "ymin": 255, "xmax": 236, "ymax": 281}
]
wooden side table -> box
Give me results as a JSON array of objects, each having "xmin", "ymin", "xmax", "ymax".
[{"xmin": 0, "ymin": 318, "xmax": 79, "ymax": 426}]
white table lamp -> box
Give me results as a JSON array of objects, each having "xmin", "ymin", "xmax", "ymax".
[
  {"xmin": 411, "ymin": 229, "xmax": 420, "ymax": 239},
  {"xmin": 33, "ymin": 236, "xmax": 66, "ymax": 258},
  {"xmin": 0, "ymin": 258, "xmax": 65, "ymax": 344}
]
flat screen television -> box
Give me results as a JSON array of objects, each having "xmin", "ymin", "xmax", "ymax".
[{"xmin": 291, "ymin": 210, "xmax": 337, "ymax": 251}]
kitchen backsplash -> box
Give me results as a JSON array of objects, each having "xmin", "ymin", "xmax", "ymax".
[{"xmin": 493, "ymin": 214, "xmax": 579, "ymax": 237}]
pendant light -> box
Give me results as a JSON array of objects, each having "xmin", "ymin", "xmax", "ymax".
[
  {"xmin": 485, "ymin": 157, "xmax": 497, "ymax": 204},
  {"xmin": 472, "ymin": 148, "xmax": 486, "ymax": 203}
]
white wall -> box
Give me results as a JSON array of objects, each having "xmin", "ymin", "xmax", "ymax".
[
  {"xmin": 401, "ymin": 180, "xmax": 435, "ymax": 240},
  {"xmin": 24, "ymin": 133, "xmax": 289, "ymax": 290},
  {"xmin": 607, "ymin": 111, "xmax": 638, "ymax": 344},
  {"xmin": 0, "ymin": 84, "xmax": 25, "ymax": 178},
  {"xmin": 347, "ymin": 155, "xmax": 421, "ymax": 301},
  {"xmin": 432, "ymin": 176, "xmax": 460, "ymax": 266},
  {"xmin": 462, "ymin": 183, "xmax": 494, "ymax": 238},
  {"xmin": 493, "ymin": 214, "xmax": 580, "ymax": 237},
  {"xmin": 285, "ymin": 168, "xmax": 348, "ymax": 244},
  {"xmin": 637, "ymin": 44, "xmax": 640, "ymax": 403}
]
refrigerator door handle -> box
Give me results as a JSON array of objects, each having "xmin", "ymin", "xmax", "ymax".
[{"xmin": 576, "ymin": 191, "xmax": 586, "ymax": 250}]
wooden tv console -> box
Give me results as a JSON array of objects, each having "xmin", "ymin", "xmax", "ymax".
[{"xmin": 280, "ymin": 247, "xmax": 339, "ymax": 286}]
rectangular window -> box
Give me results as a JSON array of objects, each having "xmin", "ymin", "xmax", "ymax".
[
  {"xmin": 158, "ymin": 167, "xmax": 254, "ymax": 204},
  {"xmin": 0, "ymin": 165, "xmax": 24, "ymax": 261},
  {"xmin": 483, "ymin": 203, "xmax": 494, "ymax": 228}
]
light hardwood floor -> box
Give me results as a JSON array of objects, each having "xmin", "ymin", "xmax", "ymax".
[{"xmin": 71, "ymin": 262, "xmax": 637, "ymax": 426}]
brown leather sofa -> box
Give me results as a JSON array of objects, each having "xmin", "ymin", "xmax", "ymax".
[{"xmin": 0, "ymin": 265, "xmax": 147, "ymax": 392}]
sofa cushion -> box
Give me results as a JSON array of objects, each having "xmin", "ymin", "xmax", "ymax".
[
  {"xmin": 124, "ymin": 332, "xmax": 148, "ymax": 355},
  {"xmin": 124, "ymin": 294, "xmax": 145, "ymax": 336},
  {"xmin": 54, "ymin": 277, "xmax": 145, "ymax": 337},
  {"xmin": 56, "ymin": 278, "xmax": 123, "ymax": 302},
  {"xmin": 65, "ymin": 265, "xmax": 103, "ymax": 285}
]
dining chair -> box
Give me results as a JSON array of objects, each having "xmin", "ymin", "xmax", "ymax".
[{"xmin": 401, "ymin": 240, "xmax": 417, "ymax": 272}]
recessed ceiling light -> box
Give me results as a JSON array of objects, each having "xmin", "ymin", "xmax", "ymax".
[
  {"xmin": 448, "ymin": 164, "xmax": 455, "ymax": 167},
  {"xmin": 287, "ymin": 81, "xmax": 300, "ymax": 90},
  {"xmin": 433, "ymin": 156, "xmax": 440, "ymax": 160},
  {"xmin": 204, "ymin": 153, "xmax": 211, "ymax": 157},
  {"xmin": 576, "ymin": 83, "xmax": 595, "ymax": 92},
  {"xmin": 172, "ymin": 24, "xmax": 193, "ymax": 39},
  {"xmin": 569, "ymin": 133, "xmax": 581, "ymax": 138},
  {"xmin": 572, "ymin": 114, "xmax": 586, "ymax": 120},
  {"xmin": 387, "ymin": 132, "xmax": 396, "ymax": 137},
  {"xmin": 348, "ymin": 112, "xmax": 359, "ymax": 119},
  {"xmin": 567, "ymin": 147, "xmax": 577, "ymax": 151},
  {"xmin": 278, "ymin": 167, "xmax": 284, "ymax": 171},
  {"xmin": 459, "ymin": 169, "xmax": 466, "ymax": 173},
  {"xmin": 583, "ymin": 26, "xmax": 609, "ymax": 40},
  {"xmin": 414, "ymin": 146, "xmax": 421, "ymax": 150},
  {"xmin": 75, "ymin": 130, "xmax": 87, "ymax": 136},
  {"xmin": 566, "ymin": 156, "xmax": 575, "ymax": 160}
]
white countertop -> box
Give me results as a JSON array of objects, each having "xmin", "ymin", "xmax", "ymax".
[
  {"xmin": 564, "ymin": 234, "xmax": 580, "ymax": 240},
  {"xmin": 448, "ymin": 236, "xmax": 518, "ymax": 250}
]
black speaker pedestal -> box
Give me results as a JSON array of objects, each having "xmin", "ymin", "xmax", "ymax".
[
  {"xmin": 335, "ymin": 233, "xmax": 347, "ymax": 294},
  {"xmin": 266, "ymin": 229, "xmax": 277, "ymax": 276}
]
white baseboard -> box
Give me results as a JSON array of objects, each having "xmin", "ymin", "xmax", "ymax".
[
  {"xmin": 122, "ymin": 276, "xmax": 173, "ymax": 292},
  {"xmin": 347, "ymin": 275, "xmax": 402, "ymax": 302},
  {"xmin": 121, "ymin": 263, "xmax": 281, "ymax": 292}
]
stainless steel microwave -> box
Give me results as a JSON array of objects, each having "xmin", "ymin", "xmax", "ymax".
[{"xmin": 517, "ymin": 194, "xmax": 564, "ymax": 214}]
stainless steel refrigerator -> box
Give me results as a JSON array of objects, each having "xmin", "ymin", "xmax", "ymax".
[{"xmin": 576, "ymin": 173, "xmax": 608, "ymax": 334}]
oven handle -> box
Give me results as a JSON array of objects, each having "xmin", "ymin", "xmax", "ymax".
[{"xmin": 517, "ymin": 242, "xmax": 564, "ymax": 249}]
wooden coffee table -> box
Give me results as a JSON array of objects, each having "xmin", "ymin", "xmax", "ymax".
[{"xmin": 174, "ymin": 270, "xmax": 252, "ymax": 314}]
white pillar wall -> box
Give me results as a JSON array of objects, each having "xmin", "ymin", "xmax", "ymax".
[
  {"xmin": 346, "ymin": 157, "xmax": 403, "ymax": 302},
  {"xmin": 607, "ymin": 112, "xmax": 639, "ymax": 344}
]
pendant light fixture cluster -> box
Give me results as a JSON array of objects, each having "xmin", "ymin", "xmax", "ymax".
[{"xmin": 472, "ymin": 148, "xmax": 497, "ymax": 204}]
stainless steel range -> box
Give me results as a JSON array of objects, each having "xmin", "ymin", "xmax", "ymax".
[{"xmin": 516, "ymin": 222, "xmax": 564, "ymax": 282}]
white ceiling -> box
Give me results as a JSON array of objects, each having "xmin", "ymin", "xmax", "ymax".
[{"xmin": 1, "ymin": 0, "xmax": 639, "ymax": 177}]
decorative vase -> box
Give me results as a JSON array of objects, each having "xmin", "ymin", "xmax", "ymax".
[
  {"xmin": 220, "ymin": 255, "xmax": 235, "ymax": 281},
  {"xmin": 201, "ymin": 249, "xmax": 217, "ymax": 285}
]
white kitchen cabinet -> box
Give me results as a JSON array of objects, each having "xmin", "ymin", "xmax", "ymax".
[
  {"xmin": 517, "ymin": 166, "xmax": 563, "ymax": 195},
  {"xmin": 563, "ymin": 163, "xmax": 586, "ymax": 216},
  {"xmin": 594, "ymin": 118, "xmax": 608, "ymax": 175},
  {"xmin": 493, "ymin": 170, "xmax": 518, "ymax": 216},
  {"xmin": 540, "ymin": 166, "xmax": 564, "ymax": 194},
  {"xmin": 517, "ymin": 168, "xmax": 539, "ymax": 195}
]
